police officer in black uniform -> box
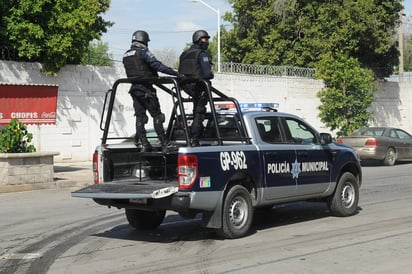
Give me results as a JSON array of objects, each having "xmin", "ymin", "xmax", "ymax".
[
  {"xmin": 123, "ymin": 30, "xmax": 178, "ymax": 152},
  {"xmin": 179, "ymin": 30, "xmax": 214, "ymax": 146}
]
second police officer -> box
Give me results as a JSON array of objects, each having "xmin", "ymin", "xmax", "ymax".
[
  {"xmin": 123, "ymin": 30, "xmax": 178, "ymax": 152},
  {"xmin": 179, "ymin": 30, "xmax": 214, "ymax": 146}
]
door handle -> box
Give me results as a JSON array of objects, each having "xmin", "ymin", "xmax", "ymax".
[{"xmin": 265, "ymin": 151, "xmax": 277, "ymax": 156}]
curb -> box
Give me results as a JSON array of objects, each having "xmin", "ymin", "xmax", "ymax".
[{"xmin": 0, "ymin": 181, "xmax": 90, "ymax": 194}]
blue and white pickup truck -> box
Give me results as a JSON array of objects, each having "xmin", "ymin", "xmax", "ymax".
[{"xmin": 72, "ymin": 77, "xmax": 362, "ymax": 239}]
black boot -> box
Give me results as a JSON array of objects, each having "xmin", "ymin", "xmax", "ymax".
[
  {"xmin": 134, "ymin": 135, "xmax": 141, "ymax": 147},
  {"xmin": 158, "ymin": 134, "xmax": 176, "ymax": 153},
  {"xmin": 140, "ymin": 136, "xmax": 153, "ymax": 152}
]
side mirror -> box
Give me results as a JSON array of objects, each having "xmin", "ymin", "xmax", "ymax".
[{"xmin": 320, "ymin": 133, "xmax": 332, "ymax": 145}]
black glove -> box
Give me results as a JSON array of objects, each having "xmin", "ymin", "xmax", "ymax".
[{"xmin": 178, "ymin": 73, "xmax": 186, "ymax": 82}]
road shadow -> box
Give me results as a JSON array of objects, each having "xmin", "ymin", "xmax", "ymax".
[
  {"xmin": 93, "ymin": 214, "xmax": 213, "ymax": 243},
  {"xmin": 253, "ymin": 201, "xmax": 333, "ymax": 230},
  {"xmin": 92, "ymin": 201, "xmax": 358, "ymax": 242},
  {"xmin": 53, "ymin": 164, "xmax": 92, "ymax": 185},
  {"xmin": 361, "ymin": 160, "xmax": 412, "ymax": 167}
]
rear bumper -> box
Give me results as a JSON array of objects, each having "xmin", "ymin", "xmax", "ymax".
[{"xmin": 356, "ymin": 147, "xmax": 386, "ymax": 161}]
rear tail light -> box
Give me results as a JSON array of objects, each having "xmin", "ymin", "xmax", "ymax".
[
  {"xmin": 178, "ymin": 155, "xmax": 198, "ymax": 189},
  {"xmin": 336, "ymin": 139, "xmax": 343, "ymax": 144},
  {"xmin": 365, "ymin": 138, "xmax": 379, "ymax": 146},
  {"xmin": 92, "ymin": 151, "xmax": 99, "ymax": 184}
]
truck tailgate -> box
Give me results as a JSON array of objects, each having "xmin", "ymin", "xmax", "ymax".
[{"xmin": 71, "ymin": 180, "xmax": 178, "ymax": 199}]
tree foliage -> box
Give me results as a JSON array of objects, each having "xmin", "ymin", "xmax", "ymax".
[
  {"xmin": 223, "ymin": 0, "xmax": 401, "ymax": 135},
  {"xmin": 0, "ymin": 0, "xmax": 113, "ymax": 74},
  {"xmin": 404, "ymin": 32, "xmax": 412, "ymax": 71},
  {"xmin": 316, "ymin": 53, "xmax": 376, "ymax": 136},
  {"xmin": 223, "ymin": 0, "xmax": 402, "ymax": 78},
  {"xmin": 81, "ymin": 41, "xmax": 113, "ymax": 66}
]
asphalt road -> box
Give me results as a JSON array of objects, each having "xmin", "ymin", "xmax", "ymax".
[{"xmin": 1, "ymin": 163, "xmax": 412, "ymax": 274}]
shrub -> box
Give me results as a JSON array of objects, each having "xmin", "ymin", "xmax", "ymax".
[{"xmin": 0, "ymin": 119, "xmax": 36, "ymax": 153}]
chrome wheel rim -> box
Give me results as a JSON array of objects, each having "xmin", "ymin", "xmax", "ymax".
[{"xmin": 387, "ymin": 149, "xmax": 396, "ymax": 164}]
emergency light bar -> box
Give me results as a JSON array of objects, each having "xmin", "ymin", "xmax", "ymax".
[
  {"xmin": 239, "ymin": 103, "xmax": 279, "ymax": 111},
  {"xmin": 214, "ymin": 102, "xmax": 279, "ymax": 112}
]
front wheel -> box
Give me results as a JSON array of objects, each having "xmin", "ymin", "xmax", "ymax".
[
  {"xmin": 218, "ymin": 185, "xmax": 253, "ymax": 239},
  {"xmin": 125, "ymin": 209, "xmax": 166, "ymax": 230},
  {"xmin": 327, "ymin": 172, "xmax": 359, "ymax": 217}
]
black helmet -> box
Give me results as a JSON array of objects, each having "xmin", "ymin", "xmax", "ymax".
[
  {"xmin": 192, "ymin": 30, "xmax": 210, "ymax": 44},
  {"xmin": 132, "ymin": 30, "xmax": 150, "ymax": 45}
]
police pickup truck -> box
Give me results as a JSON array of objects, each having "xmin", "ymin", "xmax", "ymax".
[{"xmin": 72, "ymin": 77, "xmax": 362, "ymax": 239}]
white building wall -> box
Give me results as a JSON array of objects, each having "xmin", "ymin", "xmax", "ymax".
[
  {"xmin": 1, "ymin": 60, "xmax": 411, "ymax": 162},
  {"xmin": 371, "ymin": 81, "xmax": 412, "ymax": 132}
]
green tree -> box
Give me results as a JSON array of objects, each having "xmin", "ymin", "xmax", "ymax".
[
  {"xmin": 316, "ymin": 53, "xmax": 376, "ymax": 136},
  {"xmin": 223, "ymin": 0, "xmax": 402, "ymax": 78},
  {"xmin": 224, "ymin": 0, "xmax": 401, "ymax": 135},
  {"xmin": 81, "ymin": 41, "xmax": 113, "ymax": 66},
  {"xmin": 404, "ymin": 33, "xmax": 412, "ymax": 71},
  {"xmin": 1, "ymin": 0, "xmax": 113, "ymax": 74}
]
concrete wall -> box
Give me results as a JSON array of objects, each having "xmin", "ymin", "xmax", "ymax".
[
  {"xmin": 1, "ymin": 60, "xmax": 411, "ymax": 162},
  {"xmin": 371, "ymin": 81, "xmax": 412, "ymax": 132}
]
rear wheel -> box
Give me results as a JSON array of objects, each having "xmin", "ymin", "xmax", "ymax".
[
  {"xmin": 218, "ymin": 185, "xmax": 253, "ymax": 239},
  {"xmin": 328, "ymin": 172, "xmax": 359, "ymax": 217},
  {"xmin": 383, "ymin": 147, "xmax": 396, "ymax": 166},
  {"xmin": 125, "ymin": 209, "xmax": 166, "ymax": 230}
]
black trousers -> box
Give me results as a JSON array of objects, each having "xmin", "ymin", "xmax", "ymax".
[
  {"xmin": 182, "ymin": 82, "xmax": 208, "ymax": 140},
  {"xmin": 129, "ymin": 84, "xmax": 165, "ymax": 139}
]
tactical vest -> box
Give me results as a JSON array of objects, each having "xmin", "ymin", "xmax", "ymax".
[
  {"xmin": 123, "ymin": 48, "xmax": 156, "ymax": 78},
  {"xmin": 178, "ymin": 49, "xmax": 204, "ymax": 80}
]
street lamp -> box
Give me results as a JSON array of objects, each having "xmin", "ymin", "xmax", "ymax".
[{"xmin": 191, "ymin": 0, "xmax": 221, "ymax": 72}]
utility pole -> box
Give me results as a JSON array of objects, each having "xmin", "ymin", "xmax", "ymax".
[
  {"xmin": 399, "ymin": 9, "xmax": 405, "ymax": 82},
  {"xmin": 191, "ymin": 0, "xmax": 221, "ymax": 72}
]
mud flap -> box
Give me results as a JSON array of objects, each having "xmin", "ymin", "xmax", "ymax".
[{"xmin": 201, "ymin": 191, "xmax": 224, "ymax": 229}]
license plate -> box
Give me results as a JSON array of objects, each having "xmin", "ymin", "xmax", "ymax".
[{"xmin": 129, "ymin": 198, "xmax": 147, "ymax": 204}]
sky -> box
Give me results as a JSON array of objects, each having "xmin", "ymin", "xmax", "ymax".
[
  {"xmin": 101, "ymin": 0, "xmax": 232, "ymax": 64},
  {"xmin": 101, "ymin": 0, "xmax": 412, "ymax": 65}
]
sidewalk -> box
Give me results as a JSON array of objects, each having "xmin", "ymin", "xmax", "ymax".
[
  {"xmin": 0, "ymin": 161, "xmax": 92, "ymax": 193},
  {"xmin": 53, "ymin": 161, "xmax": 93, "ymax": 189}
]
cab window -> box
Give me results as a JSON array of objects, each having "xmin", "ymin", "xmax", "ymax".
[
  {"xmin": 285, "ymin": 118, "xmax": 317, "ymax": 145},
  {"xmin": 204, "ymin": 115, "xmax": 242, "ymax": 138},
  {"xmin": 255, "ymin": 117, "xmax": 286, "ymax": 144}
]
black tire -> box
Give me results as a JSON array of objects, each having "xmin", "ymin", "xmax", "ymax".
[
  {"xmin": 328, "ymin": 172, "xmax": 359, "ymax": 217},
  {"xmin": 125, "ymin": 209, "xmax": 166, "ymax": 230},
  {"xmin": 218, "ymin": 185, "xmax": 253, "ymax": 239},
  {"xmin": 383, "ymin": 147, "xmax": 396, "ymax": 166}
]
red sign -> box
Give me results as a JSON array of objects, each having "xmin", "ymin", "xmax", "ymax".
[{"xmin": 0, "ymin": 84, "xmax": 58, "ymax": 125}]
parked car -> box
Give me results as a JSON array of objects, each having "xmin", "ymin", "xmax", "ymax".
[{"xmin": 336, "ymin": 127, "xmax": 412, "ymax": 166}]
